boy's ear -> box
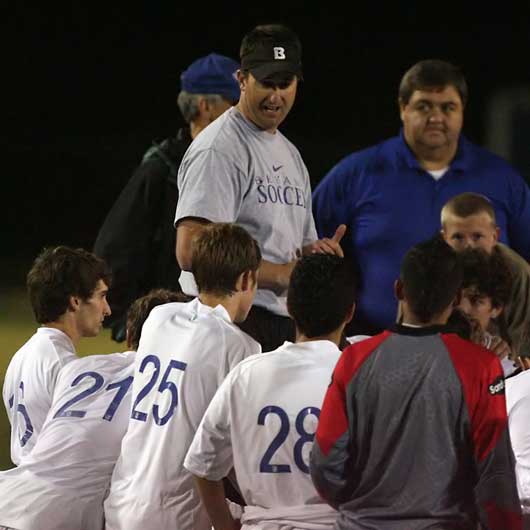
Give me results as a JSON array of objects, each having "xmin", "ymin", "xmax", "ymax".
[
  {"xmin": 344, "ymin": 303, "xmax": 355, "ymax": 325},
  {"xmin": 68, "ymin": 295, "xmax": 81, "ymax": 313},
  {"xmin": 394, "ymin": 279, "xmax": 404, "ymax": 301},
  {"xmin": 494, "ymin": 226, "xmax": 500, "ymax": 243},
  {"xmin": 491, "ymin": 305, "xmax": 503, "ymax": 319},
  {"xmin": 236, "ymin": 270, "xmax": 252, "ymax": 292},
  {"xmin": 452, "ymin": 288, "xmax": 462, "ymax": 308}
]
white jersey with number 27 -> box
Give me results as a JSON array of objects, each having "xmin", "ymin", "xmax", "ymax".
[{"xmin": 0, "ymin": 351, "xmax": 135, "ymax": 530}]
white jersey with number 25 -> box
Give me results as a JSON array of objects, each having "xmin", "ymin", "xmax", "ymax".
[{"xmin": 104, "ymin": 298, "xmax": 261, "ymax": 530}]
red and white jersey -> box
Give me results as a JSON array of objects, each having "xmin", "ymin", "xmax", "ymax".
[
  {"xmin": 0, "ymin": 351, "xmax": 135, "ymax": 530},
  {"xmin": 2, "ymin": 327, "xmax": 77, "ymax": 465},
  {"xmin": 507, "ymin": 369, "xmax": 530, "ymax": 515},
  {"xmin": 184, "ymin": 340, "xmax": 340, "ymax": 527},
  {"xmin": 104, "ymin": 298, "xmax": 261, "ymax": 530}
]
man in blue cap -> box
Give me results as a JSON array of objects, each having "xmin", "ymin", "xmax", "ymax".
[{"xmin": 94, "ymin": 53, "xmax": 240, "ymax": 342}]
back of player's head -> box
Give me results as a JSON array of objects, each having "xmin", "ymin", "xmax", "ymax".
[
  {"xmin": 398, "ymin": 59, "xmax": 468, "ymax": 106},
  {"xmin": 27, "ymin": 246, "xmax": 112, "ymax": 324},
  {"xmin": 287, "ymin": 255, "xmax": 356, "ymax": 338},
  {"xmin": 192, "ymin": 223, "xmax": 261, "ymax": 296},
  {"xmin": 126, "ymin": 289, "xmax": 188, "ymax": 350},
  {"xmin": 400, "ymin": 236, "xmax": 463, "ymax": 323},
  {"xmin": 441, "ymin": 192, "xmax": 497, "ymax": 228},
  {"xmin": 460, "ymin": 247, "xmax": 512, "ymax": 309}
]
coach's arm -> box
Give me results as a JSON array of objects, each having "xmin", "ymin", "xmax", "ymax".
[
  {"xmin": 177, "ymin": 219, "xmax": 346, "ymax": 293},
  {"xmin": 176, "ymin": 218, "xmax": 296, "ymax": 293}
]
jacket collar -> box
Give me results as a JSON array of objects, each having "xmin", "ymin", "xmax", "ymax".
[{"xmin": 397, "ymin": 128, "xmax": 472, "ymax": 172}]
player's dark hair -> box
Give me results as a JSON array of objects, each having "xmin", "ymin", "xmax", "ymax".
[
  {"xmin": 192, "ymin": 223, "xmax": 261, "ymax": 296},
  {"xmin": 27, "ymin": 246, "xmax": 112, "ymax": 324},
  {"xmin": 460, "ymin": 247, "xmax": 512, "ymax": 309},
  {"xmin": 446, "ymin": 308, "xmax": 472, "ymax": 340},
  {"xmin": 441, "ymin": 192, "xmax": 497, "ymax": 227},
  {"xmin": 287, "ymin": 255, "xmax": 356, "ymax": 338},
  {"xmin": 126, "ymin": 289, "xmax": 188, "ymax": 350},
  {"xmin": 399, "ymin": 59, "xmax": 468, "ymax": 106},
  {"xmin": 401, "ymin": 236, "xmax": 463, "ymax": 323}
]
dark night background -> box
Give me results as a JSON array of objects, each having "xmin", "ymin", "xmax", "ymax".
[{"xmin": 4, "ymin": 6, "xmax": 530, "ymax": 283}]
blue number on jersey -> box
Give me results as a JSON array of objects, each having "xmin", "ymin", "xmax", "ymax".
[
  {"xmin": 54, "ymin": 372, "xmax": 104, "ymax": 418},
  {"xmin": 131, "ymin": 355, "xmax": 187, "ymax": 425},
  {"xmin": 258, "ymin": 405, "xmax": 320, "ymax": 474},
  {"xmin": 131, "ymin": 355, "xmax": 160, "ymax": 422},
  {"xmin": 294, "ymin": 407, "xmax": 320, "ymax": 473},
  {"xmin": 53, "ymin": 372, "xmax": 134, "ymax": 421},
  {"xmin": 103, "ymin": 376, "xmax": 134, "ymax": 421},
  {"xmin": 258, "ymin": 406, "xmax": 291, "ymax": 473},
  {"xmin": 9, "ymin": 381, "xmax": 34, "ymax": 447}
]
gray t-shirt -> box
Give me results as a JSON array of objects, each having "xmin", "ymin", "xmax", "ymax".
[{"xmin": 175, "ymin": 107, "xmax": 317, "ymax": 316}]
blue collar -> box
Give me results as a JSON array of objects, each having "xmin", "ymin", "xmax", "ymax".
[{"xmin": 397, "ymin": 129, "xmax": 472, "ymax": 172}]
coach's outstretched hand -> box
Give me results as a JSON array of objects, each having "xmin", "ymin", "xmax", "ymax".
[{"xmin": 304, "ymin": 224, "xmax": 347, "ymax": 258}]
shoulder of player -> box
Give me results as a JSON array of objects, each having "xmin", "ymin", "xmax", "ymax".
[
  {"xmin": 140, "ymin": 301, "xmax": 184, "ymax": 333},
  {"xmin": 506, "ymin": 369, "xmax": 530, "ymax": 402},
  {"xmin": 56, "ymin": 351, "xmax": 135, "ymax": 381},
  {"xmin": 10, "ymin": 329, "xmax": 75, "ymax": 368},
  {"xmin": 223, "ymin": 350, "xmax": 276, "ymax": 382},
  {"xmin": 440, "ymin": 332, "xmax": 500, "ymax": 370},
  {"xmin": 205, "ymin": 316, "xmax": 261, "ymax": 353},
  {"xmin": 497, "ymin": 243, "xmax": 530, "ymax": 278},
  {"xmin": 232, "ymin": 342, "xmax": 324, "ymax": 371}
]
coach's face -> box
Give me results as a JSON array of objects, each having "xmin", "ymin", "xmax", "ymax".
[
  {"xmin": 76, "ymin": 280, "xmax": 111, "ymax": 337},
  {"xmin": 400, "ymin": 85, "xmax": 464, "ymax": 154},
  {"xmin": 237, "ymin": 71, "xmax": 297, "ymax": 133}
]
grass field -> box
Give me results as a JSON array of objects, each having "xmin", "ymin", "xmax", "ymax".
[{"xmin": 0, "ymin": 287, "xmax": 124, "ymax": 470}]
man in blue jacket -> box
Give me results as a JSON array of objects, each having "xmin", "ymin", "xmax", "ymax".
[{"xmin": 313, "ymin": 59, "xmax": 530, "ymax": 335}]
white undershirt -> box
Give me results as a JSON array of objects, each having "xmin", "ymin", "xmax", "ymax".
[{"xmin": 427, "ymin": 168, "xmax": 449, "ymax": 180}]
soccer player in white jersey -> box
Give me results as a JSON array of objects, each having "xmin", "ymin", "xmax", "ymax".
[
  {"xmin": 2, "ymin": 246, "xmax": 111, "ymax": 466},
  {"xmin": 184, "ymin": 254, "xmax": 357, "ymax": 530},
  {"xmin": 104, "ymin": 223, "xmax": 262, "ymax": 530},
  {"xmin": 0, "ymin": 288, "xmax": 183, "ymax": 530},
  {"xmin": 506, "ymin": 359, "xmax": 530, "ymax": 527}
]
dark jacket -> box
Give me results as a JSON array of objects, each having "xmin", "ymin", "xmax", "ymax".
[{"xmin": 94, "ymin": 128, "xmax": 192, "ymax": 340}]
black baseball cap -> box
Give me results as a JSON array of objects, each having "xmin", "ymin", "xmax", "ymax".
[{"xmin": 240, "ymin": 26, "xmax": 303, "ymax": 81}]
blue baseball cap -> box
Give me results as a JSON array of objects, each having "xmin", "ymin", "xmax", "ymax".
[{"xmin": 180, "ymin": 53, "xmax": 240, "ymax": 102}]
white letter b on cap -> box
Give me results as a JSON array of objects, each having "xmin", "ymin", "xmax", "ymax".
[{"xmin": 273, "ymin": 47, "xmax": 286, "ymax": 60}]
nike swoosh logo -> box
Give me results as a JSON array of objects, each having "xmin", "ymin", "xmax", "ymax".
[{"xmin": 273, "ymin": 165, "xmax": 283, "ymax": 172}]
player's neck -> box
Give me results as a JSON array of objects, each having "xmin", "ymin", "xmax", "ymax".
[
  {"xmin": 43, "ymin": 320, "xmax": 80, "ymax": 347},
  {"xmin": 401, "ymin": 303, "xmax": 452, "ymax": 327},
  {"xmin": 198, "ymin": 293, "xmax": 239, "ymax": 323},
  {"xmin": 296, "ymin": 327, "xmax": 343, "ymax": 347}
]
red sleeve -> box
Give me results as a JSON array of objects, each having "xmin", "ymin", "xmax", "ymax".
[
  {"xmin": 316, "ymin": 332, "xmax": 391, "ymax": 455},
  {"xmin": 310, "ymin": 332, "xmax": 390, "ymax": 507},
  {"xmin": 442, "ymin": 333, "xmax": 522, "ymax": 530}
]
